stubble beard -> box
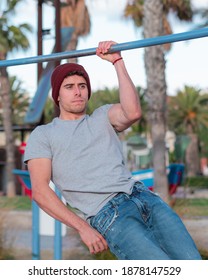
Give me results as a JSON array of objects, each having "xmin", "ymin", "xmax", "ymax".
[{"xmin": 64, "ymin": 102, "xmax": 87, "ymax": 115}]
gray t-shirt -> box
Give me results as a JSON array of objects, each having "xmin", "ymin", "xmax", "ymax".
[{"xmin": 24, "ymin": 104, "xmax": 135, "ymax": 219}]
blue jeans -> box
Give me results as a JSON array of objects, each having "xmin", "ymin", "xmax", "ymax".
[{"xmin": 90, "ymin": 182, "xmax": 202, "ymax": 260}]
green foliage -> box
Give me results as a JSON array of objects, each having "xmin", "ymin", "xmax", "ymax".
[
  {"xmin": 43, "ymin": 98, "xmax": 56, "ymax": 124},
  {"xmin": 0, "ymin": 75, "xmax": 30, "ymax": 125},
  {"xmin": 174, "ymin": 134, "xmax": 190, "ymax": 162},
  {"xmin": 199, "ymin": 127, "xmax": 208, "ymax": 157},
  {"xmin": 124, "ymin": 0, "xmax": 193, "ymax": 27},
  {"xmin": 124, "ymin": 0, "xmax": 144, "ymax": 27},
  {"xmin": 168, "ymin": 86, "xmax": 208, "ymax": 134},
  {"xmin": 0, "ymin": 0, "xmax": 32, "ymax": 55},
  {"xmin": 163, "ymin": 0, "xmax": 193, "ymax": 20},
  {"xmin": 183, "ymin": 176, "xmax": 208, "ymax": 189},
  {"xmin": 167, "ymin": 86, "xmax": 208, "ymax": 163},
  {"xmin": 10, "ymin": 76, "xmax": 30, "ymax": 124},
  {"xmin": 93, "ymin": 250, "xmax": 117, "ymax": 260},
  {"xmin": 87, "ymin": 87, "xmax": 120, "ymax": 115}
]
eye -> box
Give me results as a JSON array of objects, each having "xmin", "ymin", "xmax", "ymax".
[
  {"xmin": 64, "ymin": 84, "xmax": 73, "ymax": 89},
  {"xmin": 80, "ymin": 84, "xmax": 87, "ymax": 89}
]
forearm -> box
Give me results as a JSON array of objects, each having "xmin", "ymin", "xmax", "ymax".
[
  {"xmin": 96, "ymin": 40, "xmax": 142, "ymax": 122},
  {"xmin": 33, "ymin": 184, "xmax": 108, "ymax": 254},
  {"xmin": 32, "ymin": 183, "xmax": 88, "ymax": 232},
  {"xmin": 114, "ymin": 58, "xmax": 142, "ymax": 120}
]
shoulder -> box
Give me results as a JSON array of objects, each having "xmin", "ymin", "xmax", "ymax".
[
  {"xmin": 28, "ymin": 120, "xmax": 56, "ymax": 143},
  {"xmin": 91, "ymin": 104, "xmax": 113, "ymax": 117}
]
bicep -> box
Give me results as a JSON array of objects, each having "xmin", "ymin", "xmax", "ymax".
[
  {"xmin": 28, "ymin": 158, "xmax": 52, "ymax": 188},
  {"xmin": 108, "ymin": 103, "xmax": 135, "ymax": 132}
]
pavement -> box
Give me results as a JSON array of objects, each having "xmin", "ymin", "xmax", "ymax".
[
  {"xmin": 2, "ymin": 210, "xmax": 93, "ymax": 260},
  {"xmin": 2, "ymin": 187, "xmax": 208, "ymax": 260}
]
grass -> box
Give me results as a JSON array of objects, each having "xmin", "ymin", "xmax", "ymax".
[
  {"xmin": 173, "ymin": 198, "xmax": 208, "ymax": 217},
  {"xmin": 0, "ymin": 196, "xmax": 31, "ymax": 211}
]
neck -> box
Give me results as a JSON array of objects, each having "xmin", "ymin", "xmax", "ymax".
[{"xmin": 59, "ymin": 111, "xmax": 86, "ymax": 120}]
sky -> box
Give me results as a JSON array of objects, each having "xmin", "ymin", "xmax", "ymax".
[{"xmin": 6, "ymin": 0, "xmax": 208, "ymax": 98}]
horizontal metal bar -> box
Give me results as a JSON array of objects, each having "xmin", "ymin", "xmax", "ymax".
[{"xmin": 0, "ymin": 27, "xmax": 208, "ymax": 68}]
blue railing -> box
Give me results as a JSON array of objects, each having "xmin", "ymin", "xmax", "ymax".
[{"xmin": 1, "ymin": 28, "xmax": 208, "ymax": 67}]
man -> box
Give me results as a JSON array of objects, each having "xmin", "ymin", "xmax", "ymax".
[{"xmin": 24, "ymin": 41, "xmax": 201, "ymax": 260}]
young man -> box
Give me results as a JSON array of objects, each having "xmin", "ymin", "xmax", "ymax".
[{"xmin": 24, "ymin": 41, "xmax": 201, "ymax": 260}]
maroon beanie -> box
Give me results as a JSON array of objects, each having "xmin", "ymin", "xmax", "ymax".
[{"xmin": 51, "ymin": 63, "xmax": 91, "ymax": 107}]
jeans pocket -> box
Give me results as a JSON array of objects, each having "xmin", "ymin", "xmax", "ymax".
[
  {"xmin": 133, "ymin": 181, "xmax": 159, "ymax": 198},
  {"xmin": 90, "ymin": 206, "xmax": 118, "ymax": 237}
]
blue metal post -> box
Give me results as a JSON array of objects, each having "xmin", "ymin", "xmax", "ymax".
[
  {"xmin": 54, "ymin": 188, "xmax": 62, "ymax": 260},
  {"xmin": 32, "ymin": 200, "xmax": 40, "ymax": 260}
]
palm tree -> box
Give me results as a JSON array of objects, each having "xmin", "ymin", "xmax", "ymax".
[
  {"xmin": 60, "ymin": 0, "xmax": 91, "ymax": 63},
  {"xmin": 124, "ymin": 0, "xmax": 193, "ymax": 51},
  {"xmin": 192, "ymin": 6, "xmax": 208, "ymax": 29},
  {"xmin": 168, "ymin": 86, "xmax": 208, "ymax": 176},
  {"xmin": 143, "ymin": 0, "xmax": 169, "ymax": 200},
  {"xmin": 9, "ymin": 76, "xmax": 30, "ymax": 125},
  {"xmin": 0, "ymin": 0, "xmax": 32, "ymax": 196},
  {"xmin": 124, "ymin": 0, "xmax": 193, "ymax": 200},
  {"xmin": 43, "ymin": 98, "xmax": 55, "ymax": 124}
]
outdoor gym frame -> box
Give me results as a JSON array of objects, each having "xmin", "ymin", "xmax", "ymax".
[
  {"xmin": 0, "ymin": 27, "xmax": 208, "ymax": 68},
  {"xmin": 4, "ymin": 27, "xmax": 208, "ymax": 260}
]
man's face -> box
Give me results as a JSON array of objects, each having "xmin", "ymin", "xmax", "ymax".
[{"xmin": 58, "ymin": 74, "xmax": 89, "ymax": 117}]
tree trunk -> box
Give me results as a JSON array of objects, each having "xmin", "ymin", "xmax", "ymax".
[
  {"xmin": 66, "ymin": 32, "xmax": 78, "ymax": 63},
  {"xmin": 143, "ymin": 0, "xmax": 169, "ymax": 201},
  {"xmin": 0, "ymin": 67, "xmax": 16, "ymax": 197},
  {"xmin": 185, "ymin": 133, "xmax": 200, "ymax": 177},
  {"xmin": 60, "ymin": 0, "xmax": 90, "ymax": 64}
]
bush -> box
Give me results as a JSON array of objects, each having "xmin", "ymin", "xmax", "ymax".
[{"xmin": 183, "ymin": 176, "xmax": 208, "ymax": 189}]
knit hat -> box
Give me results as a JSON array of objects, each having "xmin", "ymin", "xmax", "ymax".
[{"xmin": 51, "ymin": 63, "xmax": 91, "ymax": 107}]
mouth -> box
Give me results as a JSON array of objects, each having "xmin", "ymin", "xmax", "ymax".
[{"xmin": 72, "ymin": 99, "xmax": 84, "ymax": 104}]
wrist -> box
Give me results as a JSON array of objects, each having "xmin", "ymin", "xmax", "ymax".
[
  {"xmin": 112, "ymin": 57, "xmax": 123, "ymax": 65},
  {"xmin": 75, "ymin": 217, "xmax": 89, "ymax": 233}
]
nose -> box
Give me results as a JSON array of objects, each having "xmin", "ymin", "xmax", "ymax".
[{"xmin": 74, "ymin": 85, "xmax": 81, "ymax": 96}]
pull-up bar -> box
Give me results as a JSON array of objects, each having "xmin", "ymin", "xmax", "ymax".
[{"xmin": 0, "ymin": 27, "xmax": 208, "ymax": 68}]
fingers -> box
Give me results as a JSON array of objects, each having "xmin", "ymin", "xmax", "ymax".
[
  {"xmin": 79, "ymin": 225, "xmax": 108, "ymax": 254},
  {"xmin": 97, "ymin": 40, "xmax": 116, "ymax": 55},
  {"xmin": 96, "ymin": 40, "xmax": 121, "ymax": 63},
  {"xmin": 89, "ymin": 235, "xmax": 108, "ymax": 254},
  {"xmin": 87, "ymin": 230, "xmax": 108, "ymax": 254}
]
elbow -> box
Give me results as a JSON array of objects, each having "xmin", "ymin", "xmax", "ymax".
[
  {"xmin": 128, "ymin": 110, "xmax": 142, "ymax": 123},
  {"xmin": 134, "ymin": 110, "xmax": 142, "ymax": 121},
  {"xmin": 32, "ymin": 182, "xmax": 45, "ymax": 205},
  {"xmin": 32, "ymin": 187, "xmax": 41, "ymax": 203}
]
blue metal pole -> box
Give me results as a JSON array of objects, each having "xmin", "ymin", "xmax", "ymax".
[
  {"xmin": 54, "ymin": 188, "xmax": 62, "ymax": 260},
  {"xmin": 32, "ymin": 200, "xmax": 40, "ymax": 260},
  {"xmin": 0, "ymin": 27, "xmax": 208, "ymax": 67}
]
